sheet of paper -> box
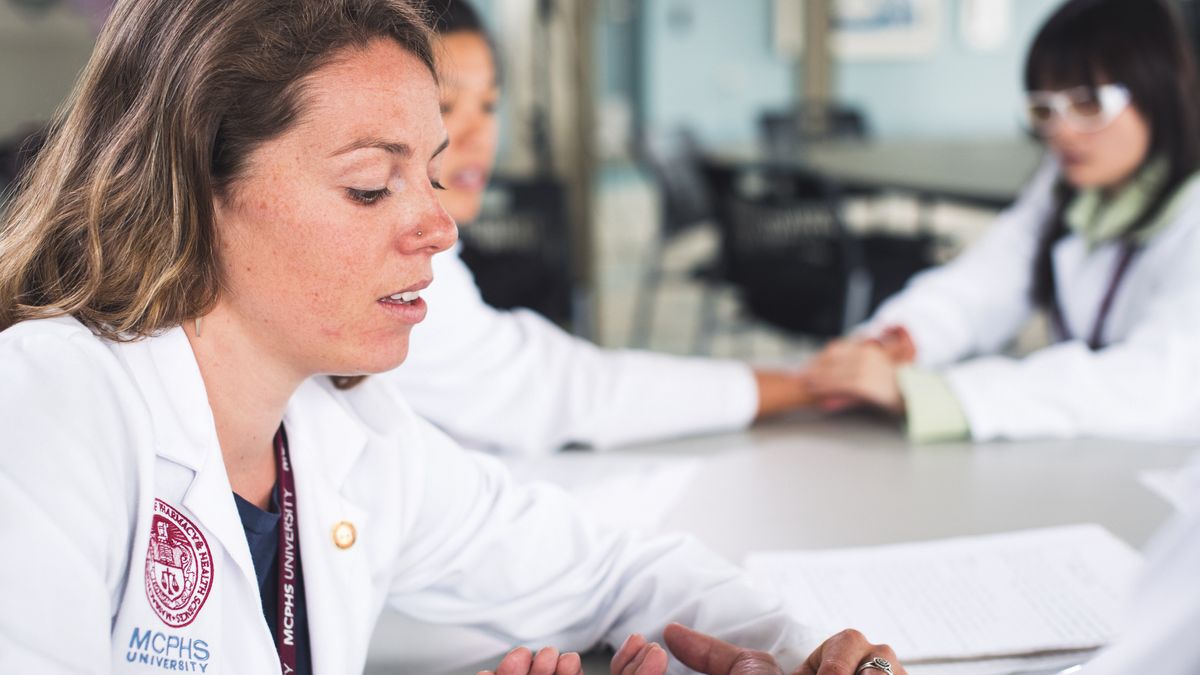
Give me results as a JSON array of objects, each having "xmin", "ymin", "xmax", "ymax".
[
  {"xmin": 907, "ymin": 649, "xmax": 1092, "ymax": 675},
  {"xmin": 1139, "ymin": 464, "xmax": 1200, "ymax": 512},
  {"xmin": 503, "ymin": 453, "xmax": 703, "ymax": 531},
  {"xmin": 745, "ymin": 525, "xmax": 1141, "ymax": 663}
]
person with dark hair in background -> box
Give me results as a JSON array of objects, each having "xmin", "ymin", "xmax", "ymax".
[
  {"xmin": 803, "ymin": 0, "xmax": 1200, "ymax": 445},
  {"xmin": 384, "ymin": 0, "xmax": 815, "ymax": 458}
]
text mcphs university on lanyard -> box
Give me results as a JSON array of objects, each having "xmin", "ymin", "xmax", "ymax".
[
  {"xmin": 1051, "ymin": 242, "xmax": 1138, "ymax": 350},
  {"xmin": 274, "ymin": 425, "xmax": 304, "ymax": 675}
]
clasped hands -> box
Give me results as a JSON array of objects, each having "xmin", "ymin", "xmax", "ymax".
[
  {"xmin": 478, "ymin": 624, "xmax": 906, "ymax": 675},
  {"xmin": 800, "ymin": 326, "xmax": 916, "ymax": 415}
]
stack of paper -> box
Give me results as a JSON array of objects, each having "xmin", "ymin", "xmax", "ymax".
[
  {"xmin": 745, "ymin": 525, "xmax": 1142, "ymax": 669},
  {"xmin": 1139, "ymin": 466, "xmax": 1200, "ymax": 511}
]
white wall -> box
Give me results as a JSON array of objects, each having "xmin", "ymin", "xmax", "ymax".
[{"xmin": 0, "ymin": 4, "xmax": 95, "ymax": 138}]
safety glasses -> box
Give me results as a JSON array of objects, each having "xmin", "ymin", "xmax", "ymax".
[{"xmin": 1025, "ymin": 83, "xmax": 1131, "ymax": 136}]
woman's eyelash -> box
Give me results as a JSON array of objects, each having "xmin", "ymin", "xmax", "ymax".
[
  {"xmin": 349, "ymin": 181, "xmax": 443, "ymax": 203},
  {"xmin": 347, "ymin": 187, "xmax": 391, "ymax": 205}
]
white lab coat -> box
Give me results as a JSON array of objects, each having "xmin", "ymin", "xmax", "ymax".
[
  {"xmin": 1084, "ymin": 455, "xmax": 1200, "ymax": 674},
  {"xmin": 384, "ymin": 245, "xmax": 758, "ymax": 455},
  {"xmin": 0, "ymin": 316, "xmax": 813, "ymax": 674},
  {"xmin": 867, "ymin": 160, "xmax": 1200, "ymax": 442}
]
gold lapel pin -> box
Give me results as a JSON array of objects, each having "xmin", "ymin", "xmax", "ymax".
[{"xmin": 332, "ymin": 521, "xmax": 357, "ymax": 550}]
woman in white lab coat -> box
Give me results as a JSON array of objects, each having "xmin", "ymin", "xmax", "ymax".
[
  {"xmin": 384, "ymin": 0, "xmax": 812, "ymax": 457},
  {"xmin": 0, "ymin": 1, "xmax": 901, "ymax": 674},
  {"xmin": 803, "ymin": 0, "xmax": 1200, "ymax": 444}
]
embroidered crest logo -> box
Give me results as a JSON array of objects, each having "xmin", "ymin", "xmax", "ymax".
[{"xmin": 144, "ymin": 499, "xmax": 214, "ymax": 627}]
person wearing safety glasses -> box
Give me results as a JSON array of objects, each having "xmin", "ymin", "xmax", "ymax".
[{"xmin": 801, "ymin": 0, "xmax": 1200, "ymax": 444}]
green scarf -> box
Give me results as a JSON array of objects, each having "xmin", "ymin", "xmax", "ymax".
[{"xmin": 1066, "ymin": 158, "xmax": 1200, "ymax": 248}]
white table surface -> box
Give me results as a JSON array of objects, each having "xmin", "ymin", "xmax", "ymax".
[{"xmin": 364, "ymin": 412, "xmax": 1195, "ymax": 675}]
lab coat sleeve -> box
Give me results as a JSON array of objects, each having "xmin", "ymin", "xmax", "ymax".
[
  {"xmin": 1083, "ymin": 457, "xmax": 1200, "ymax": 675},
  {"xmin": 863, "ymin": 160, "xmax": 1058, "ymax": 367},
  {"xmin": 0, "ymin": 323, "xmax": 140, "ymax": 673},
  {"xmin": 385, "ymin": 247, "xmax": 758, "ymax": 455},
  {"xmin": 941, "ymin": 210, "xmax": 1200, "ymax": 442},
  {"xmin": 382, "ymin": 413, "xmax": 818, "ymax": 674}
]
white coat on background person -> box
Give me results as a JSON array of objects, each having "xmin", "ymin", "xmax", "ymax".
[
  {"xmin": 803, "ymin": 0, "xmax": 1200, "ymax": 445},
  {"xmin": 383, "ymin": 2, "xmax": 813, "ymax": 457},
  {"xmin": 1082, "ymin": 454, "xmax": 1200, "ymax": 675},
  {"xmin": 860, "ymin": 157, "xmax": 1200, "ymax": 442},
  {"xmin": 0, "ymin": 316, "xmax": 815, "ymax": 674},
  {"xmin": 387, "ymin": 243, "xmax": 759, "ymax": 455}
]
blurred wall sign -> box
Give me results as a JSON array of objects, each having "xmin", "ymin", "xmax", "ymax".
[
  {"xmin": 959, "ymin": 0, "xmax": 1011, "ymax": 52},
  {"xmin": 831, "ymin": 0, "xmax": 942, "ymax": 60}
]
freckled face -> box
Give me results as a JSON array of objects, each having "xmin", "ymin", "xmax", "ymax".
[{"xmin": 213, "ymin": 39, "xmax": 457, "ymax": 378}]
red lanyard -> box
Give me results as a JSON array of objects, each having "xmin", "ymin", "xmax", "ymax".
[
  {"xmin": 1052, "ymin": 242, "xmax": 1138, "ymax": 350},
  {"xmin": 274, "ymin": 425, "xmax": 303, "ymax": 674}
]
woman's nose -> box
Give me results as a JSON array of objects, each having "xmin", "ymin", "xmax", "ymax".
[{"xmin": 409, "ymin": 202, "xmax": 458, "ymax": 254}]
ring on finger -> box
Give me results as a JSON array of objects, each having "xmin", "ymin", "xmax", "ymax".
[{"xmin": 856, "ymin": 656, "xmax": 895, "ymax": 675}]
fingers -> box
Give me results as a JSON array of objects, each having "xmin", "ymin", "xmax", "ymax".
[
  {"xmin": 494, "ymin": 647, "xmax": 533, "ymax": 675},
  {"xmin": 803, "ymin": 342, "xmax": 902, "ymax": 412},
  {"xmin": 876, "ymin": 326, "xmax": 916, "ymax": 363},
  {"xmin": 611, "ymin": 633, "xmax": 647, "ymax": 674},
  {"xmin": 793, "ymin": 629, "xmax": 906, "ymax": 675},
  {"xmin": 557, "ymin": 651, "xmax": 584, "ymax": 675},
  {"xmin": 611, "ymin": 634, "xmax": 668, "ymax": 675},
  {"xmin": 622, "ymin": 643, "xmax": 667, "ymax": 675},
  {"xmin": 488, "ymin": 646, "xmax": 583, "ymax": 675},
  {"xmin": 817, "ymin": 395, "xmax": 861, "ymax": 413},
  {"xmin": 662, "ymin": 623, "xmax": 781, "ymax": 675},
  {"xmin": 662, "ymin": 624, "xmax": 739, "ymax": 673},
  {"xmin": 876, "ymin": 644, "xmax": 904, "ymax": 675},
  {"xmin": 530, "ymin": 647, "xmax": 560, "ymax": 675}
]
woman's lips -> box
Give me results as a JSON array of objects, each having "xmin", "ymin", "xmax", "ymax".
[
  {"xmin": 1057, "ymin": 148, "xmax": 1087, "ymax": 166},
  {"xmin": 377, "ymin": 280, "xmax": 431, "ymax": 324},
  {"xmin": 378, "ymin": 295, "xmax": 428, "ymax": 324}
]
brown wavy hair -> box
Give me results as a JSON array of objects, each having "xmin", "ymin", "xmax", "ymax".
[{"xmin": 0, "ymin": 0, "xmax": 437, "ymax": 388}]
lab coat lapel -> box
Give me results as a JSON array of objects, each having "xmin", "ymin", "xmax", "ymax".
[
  {"xmin": 1053, "ymin": 238, "xmax": 1123, "ymax": 342},
  {"xmin": 285, "ymin": 379, "xmax": 374, "ymax": 675},
  {"xmin": 122, "ymin": 327, "xmax": 263, "ymax": 602}
]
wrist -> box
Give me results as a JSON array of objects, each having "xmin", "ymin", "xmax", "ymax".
[{"xmin": 753, "ymin": 369, "xmax": 813, "ymax": 419}]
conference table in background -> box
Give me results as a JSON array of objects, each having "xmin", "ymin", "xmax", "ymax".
[
  {"xmin": 703, "ymin": 138, "xmax": 1046, "ymax": 209},
  {"xmin": 365, "ymin": 413, "xmax": 1192, "ymax": 675}
]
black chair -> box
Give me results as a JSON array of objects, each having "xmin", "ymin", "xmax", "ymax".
[
  {"xmin": 457, "ymin": 175, "xmax": 573, "ymax": 327},
  {"xmin": 758, "ymin": 103, "xmax": 869, "ymax": 156},
  {"xmin": 629, "ymin": 127, "xmax": 724, "ymax": 349},
  {"xmin": 700, "ymin": 163, "xmax": 869, "ymax": 343},
  {"xmin": 699, "ymin": 162, "xmax": 938, "ymax": 345}
]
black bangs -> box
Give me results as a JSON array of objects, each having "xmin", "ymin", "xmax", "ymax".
[
  {"xmin": 1025, "ymin": 0, "xmax": 1167, "ymax": 92},
  {"xmin": 1024, "ymin": 26, "xmax": 1102, "ymax": 92},
  {"xmin": 1022, "ymin": 0, "xmax": 1200, "ymax": 164}
]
